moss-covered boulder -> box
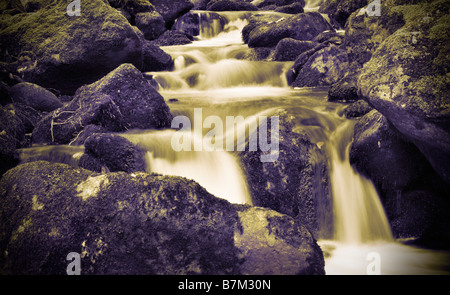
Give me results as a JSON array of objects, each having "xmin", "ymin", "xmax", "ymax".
[
  {"xmin": 358, "ymin": 0, "xmax": 450, "ymax": 184},
  {"xmin": 149, "ymin": 0, "xmax": 194, "ymax": 28},
  {"xmin": 135, "ymin": 11, "xmax": 166, "ymax": 41},
  {"xmin": 271, "ymin": 38, "xmax": 317, "ymax": 62},
  {"xmin": 319, "ymin": 0, "xmax": 368, "ymax": 28},
  {"xmin": 0, "ymin": 161, "xmax": 325, "ymax": 275},
  {"xmin": 244, "ymin": 12, "xmax": 333, "ymax": 48},
  {"xmin": 32, "ymin": 64, "xmax": 173, "ymax": 145},
  {"xmin": 0, "ymin": 0, "xmax": 144, "ymax": 95}
]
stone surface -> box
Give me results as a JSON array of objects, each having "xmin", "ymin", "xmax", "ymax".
[
  {"xmin": 0, "ymin": 161, "xmax": 325, "ymax": 275},
  {"xmin": 8, "ymin": 82, "xmax": 62, "ymax": 112}
]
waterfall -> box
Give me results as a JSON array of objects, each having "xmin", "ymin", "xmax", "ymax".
[{"xmin": 327, "ymin": 120, "xmax": 393, "ymax": 244}]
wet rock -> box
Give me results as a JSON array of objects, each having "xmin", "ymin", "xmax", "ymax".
[
  {"xmin": 0, "ymin": 161, "xmax": 325, "ymax": 275},
  {"xmin": 135, "ymin": 11, "xmax": 166, "ymax": 41},
  {"xmin": 327, "ymin": 71, "xmax": 360, "ymax": 102},
  {"xmin": 149, "ymin": 0, "xmax": 194, "ymax": 28},
  {"xmin": 9, "ymin": 103, "xmax": 44, "ymax": 133},
  {"xmin": 343, "ymin": 100, "xmax": 373, "ymax": 118},
  {"xmin": 245, "ymin": 12, "xmax": 333, "ymax": 48},
  {"xmin": 350, "ymin": 110, "xmax": 432, "ymax": 193},
  {"xmin": 206, "ymin": 0, "xmax": 259, "ymax": 11},
  {"xmin": 32, "ymin": 64, "xmax": 173, "ymax": 145},
  {"xmin": 82, "ymin": 133, "xmax": 147, "ymax": 173},
  {"xmin": 142, "ymin": 41, "xmax": 174, "ymax": 72},
  {"xmin": 0, "ymin": 0, "xmax": 144, "ymax": 95},
  {"xmin": 150, "ymin": 30, "xmax": 193, "ymax": 46},
  {"xmin": 255, "ymin": 0, "xmax": 306, "ymax": 9},
  {"xmin": 8, "ymin": 82, "xmax": 62, "ymax": 112},
  {"xmin": 291, "ymin": 45, "xmax": 349, "ymax": 87},
  {"xmin": 69, "ymin": 124, "xmax": 108, "ymax": 146},
  {"xmin": 238, "ymin": 108, "xmax": 331, "ymax": 239},
  {"xmin": 357, "ymin": 0, "xmax": 450, "ymax": 184},
  {"xmin": 274, "ymin": 2, "xmax": 305, "ymax": 14},
  {"xmin": 272, "ymin": 38, "xmax": 317, "ymax": 61}
]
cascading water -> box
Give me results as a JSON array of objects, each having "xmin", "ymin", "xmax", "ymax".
[{"xmin": 18, "ymin": 7, "xmax": 450, "ymax": 274}]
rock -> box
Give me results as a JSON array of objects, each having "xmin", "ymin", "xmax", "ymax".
[
  {"xmin": 327, "ymin": 71, "xmax": 360, "ymax": 102},
  {"xmin": 150, "ymin": 30, "xmax": 193, "ymax": 46},
  {"xmin": 245, "ymin": 12, "xmax": 333, "ymax": 48},
  {"xmin": 350, "ymin": 110, "xmax": 433, "ymax": 193},
  {"xmin": 0, "ymin": 0, "xmax": 144, "ymax": 95},
  {"xmin": 291, "ymin": 45, "xmax": 349, "ymax": 87},
  {"xmin": 238, "ymin": 108, "xmax": 331, "ymax": 239},
  {"xmin": 344, "ymin": 1, "xmax": 405, "ymax": 65},
  {"xmin": 82, "ymin": 133, "xmax": 147, "ymax": 173},
  {"xmin": 206, "ymin": 0, "xmax": 259, "ymax": 11},
  {"xmin": 69, "ymin": 124, "xmax": 108, "ymax": 146},
  {"xmin": 9, "ymin": 103, "xmax": 44, "ymax": 133},
  {"xmin": 357, "ymin": 0, "xmax": 450, "ymax": 184},
  {"xmin": 0, "ymin": 161, "xmax": 325, "ymax": 275},
  {"xmin": 343, "ymin": 99, "xmax": 373, "ymax": 118},
  {"xmin": 255, "ymin": 0, "xmax": 306, "ymax": 9},
  {"xmin": 274, "ymin": 2, "xmax": 305, "ymax": 14},
  {"xmin": 135, "ymin": 11, "xmax": 166, "ymax": 41},
  {"xmin": 319, "ymin": 0, "xmax": 368, "ymax": 28},
  {"xmin": 32, "ymin": 64, "xmax": 173, "ymax": 145},
  {"xmin": 149, "ymin": 0, "xmax": 194, "ymax": 28},
  {"xmin": 142, "ymin": 41, "xmax": 174, "ymax": 72},
  {"xmin": 107, "ymin": 0, "xmax": 155, "ymax": 16},
  {"xmin": 272, "ymin": 38, "xmax": 317, "ymax": 62},
  {"xmin": 0, "ymin": 104, "xmax": 25, "ymax": 175},
  {"xmin": 8, "ymin": 82, "xmax": 62, "ymax": 112}
]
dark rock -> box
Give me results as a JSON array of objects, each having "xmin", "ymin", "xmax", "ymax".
[
  {"xmin": 135, "ymin": 11, "xmax": 167, "ymax": 40},
  {"xmin": 0, "ymin": 104, "xmax": 25, "ymax": 175},
  {"xmin": 245, "ymin": 12, "xmax": 333, "ymax": 48},
  {"xmin": 69, "ymin": 124, "xmax": 108, "ymax": 146},
  {"xmin": 350, "ymin": 110, "xmax": 433, "ymax": 193},
  {"xmin": 0, "ymin": 0, "xmax": 144, "ymax": 95},
  {"xmin": 291, "ymin": 45, "xmax": 349, "ymax": 87},
  {"xmin": 149, "ymin": 0, "xmax": 194, "ymax": 28},
  {"xmin": 0, "ymin": 81, "xmax": 11, "ymax": 106},
  {"xmin": 142, "ymin": 41, "xmax": 174, "ymax": 72},
  {"xmin": 319, "ymin": 0, "xmax": 368, "ymax": 28},
  {"xmin": 328, "ymin": 72, "xmax": 360, "ymax": 102},
  {"xmin": 357, "ymin": 0, "xmax": 450, "ymax": 184},
  {"xmin": 0, "ymin": 161, "xmax": 325, "ymax": 275},
  {"xmin": 9, "ymin": 103, "xmax": 44, "ymax": 133},
  {"xmin": 313, "ymin": 30, "xmax": 343, "ymax": 44},
  {"xmin": 238, "ymin": 108, "xmax": 331, "ymax": 239},
  {"xmin": 83, "ymin": 133, "xmax": 147, "ymax": 173},
  {"xmin": 343, "ymin": 100, "xmax": 373, "ymax": 118},
  {"xmin": 8, "ymin": 82, "xmax": 62, "ymax": 112},
  {"xmin": 107, "ymin": 0, "xmax": 155, "ymax": 16},
  {"xmin": 151, "ymin": 30, "xmax": 193, "ymax": 46},
  {"xmin": 206, "ymin": 0, "xmax": 259, "ymax": 11},
  {"xmin": 272, "ymin": 38, "xmax": 317, "ymax": 61},
  {"xmin": 256, "ymin": 0, "xmax": 306, "ymax": 9},
  {"xmin": 32, "ymin": 64, "xmax": 173, "ymax": 145},
  {"xmin": 274, "ymin": 2, "xmax": 305, "ymax": 14}
]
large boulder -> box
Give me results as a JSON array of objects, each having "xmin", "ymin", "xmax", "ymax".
[
  {"xmin": 0, "ymin": 161, "xmax": 325, "ymax": 275},
  {"xmin": 271, "ymin": 38, "xmax": 317, "ymax": 61},
  {"xmin": 142, "ymin": 40, "xmax": 175, "ymax": 71},
  {"xmin": 0, "ymin": 0, "xmax": 144, "ymax": 95},
  {"xmin": 238, "ymin": 108, "xmax": 332, "ymax": 239},
  {"xmin": 134, "ymin": 11, "xmax": 166, "ymax": 41},
  {"xmin": 244, "ymin": 12, "xmax": 333, "ymax": 48},
  {"xmin": 32, "ymin": 64, "xmax": 173, "ymax": 145},
  {"xmin": 8, "ymin": 82, "xmax": 62, "ymax": 112},
  {"xmin": 357, "ymin": 0, "xmax": 450, "ymax": 184}
]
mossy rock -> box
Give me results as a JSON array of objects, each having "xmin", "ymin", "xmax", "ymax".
[{"xmin": 0, "ymin": 161, "xmax": 325, "ymax": 274}]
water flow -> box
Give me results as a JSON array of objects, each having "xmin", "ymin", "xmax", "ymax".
[
  {"xmin": 327, "ymin": 120, "xmax": 393, "ymax": 244},
  {"xmin": 121, "ymin": 130, "xmax": 253, "ymax": 205}
]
